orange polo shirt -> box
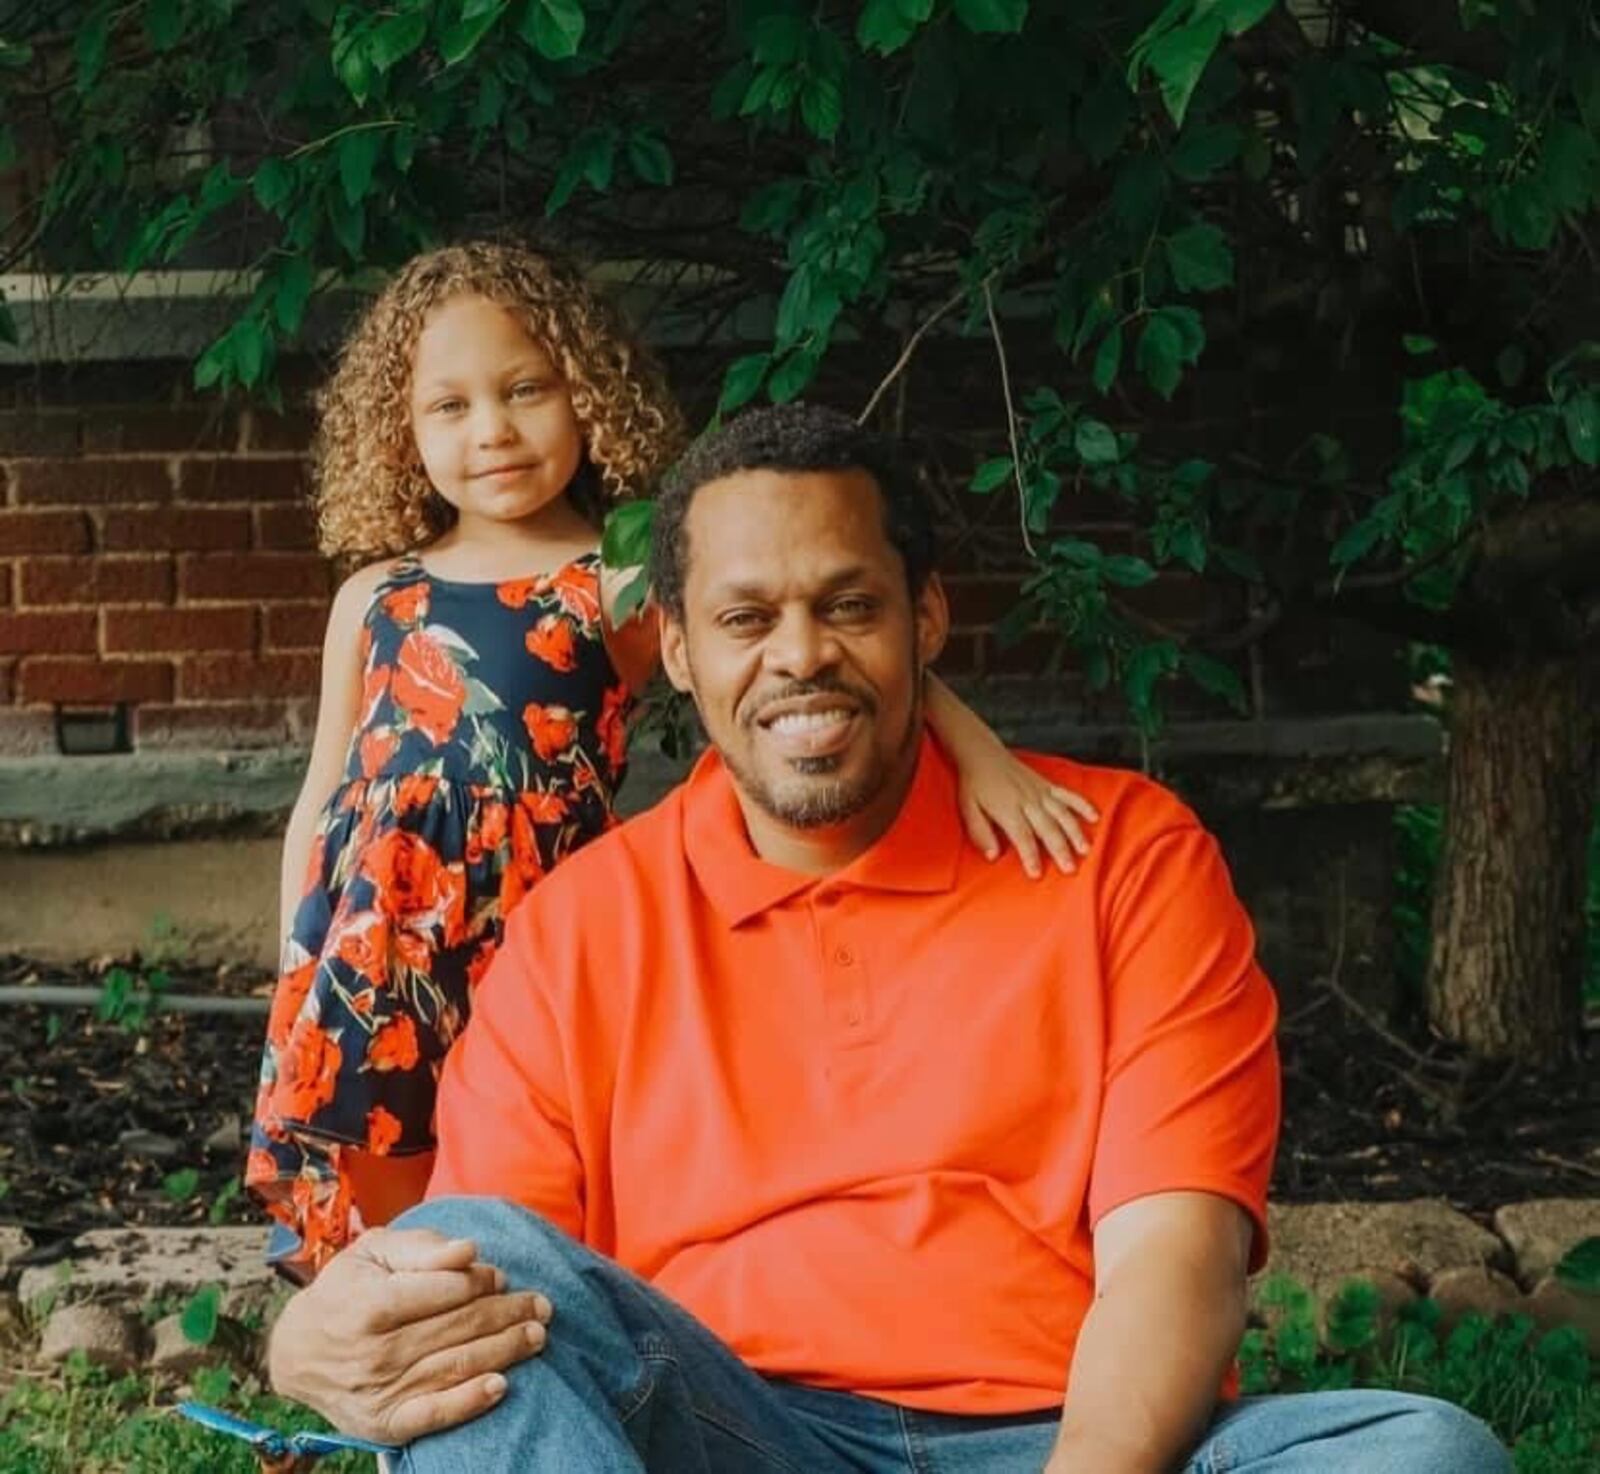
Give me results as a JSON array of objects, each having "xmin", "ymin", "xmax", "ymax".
[{"xmin": 429, "ymin": 735, "xmax": 1279, "ymax": 1414}]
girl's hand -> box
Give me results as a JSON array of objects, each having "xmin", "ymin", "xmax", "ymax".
[{"xmin": 957, "ymin": 753, "xmax": 1098, "ymax": 879}]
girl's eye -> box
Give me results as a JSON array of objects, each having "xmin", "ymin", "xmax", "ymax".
[
  {"xmin": 511, "ymin": 381, "xmax": 544, "ymax": 399},
  {"xmin": 431, "ymin": 398, "xmax": 466, "ymax": 415}
]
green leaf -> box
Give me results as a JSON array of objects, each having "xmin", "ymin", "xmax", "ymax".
[
  {"xmin": 627, "ymin": 134, "xmax": 673, "ymax": 186},
  {"xmin": 1562, "ymin": 394, "xmax": 1600, "ymax": 467},
  {"xmin": 1402, "ymin": 333, "xmax": 1437, "ymax": 355},
  {"xmin": 1102, "ymin": 554, "xmax": 1157, "ymax": 587},
  {"xmin": 1146, "ymin": 17, "xmax": 1223, "ymax": 127},
  {"xmin": 970, "ymin": 456, "xmax": 1015, "ymax": 493},
  {"xmin": 179, "ymin": 1285, "xmax": 221, "ymax": 1347},
  {"xmin": 193, "ymin": 337, "xmax": 231, "ymax": 391},
  {"xmin": 1330, "ymin": 515, "xmax": 1387, "ymax": 568},
  {"xmin": 327, "ymin": 190, "xmax": 367, "ymax": 259},
  {"xmin": 75, "ymin": 11, "xmax": 109, "ymax": 92},
  {"xmin": 1075, "ymin": 417, "xmax": 1119, "ymax": 466},
  {"xmin": 334, "ymin": 32, "xmax": 374, "ymax": 106},
  {"xmin": 521, "ymin": 0, "xmax": 586, "ymax": 60},
  {"xmin": 338, "ymin": 129, "xmax": 384, "ymax": 206},
  {"xmin": 857, "ymin": 0, "xmax": 932, "ymax": 55},
  {"xmin": 953, "ymin": 0, "xmax": 1028, "ymax": 34},
  {"xmin": 163, "ymin": 1167, "xmax": 201, "ymax": 1202},
  {"xmin": 146, "ymin": 0, "xmax": 184, "ymax": 51},
  {"xmin": 800, "ymin": 76, "xmax": 843, "ymax": 140},
  {"xmin": 1170, "ymin": 122, "xmax": 1241, "ymax": 182},
  {"xmin": 1137, "ymin": 314, "xmax": 1183, "ymax": 399},
  {"xmin": 775, "ymin": 268, "xmax": 814, "ymax": 347},
  {"xmin": 233, "ymin": 320, "xmax": 267, "ymax": 389},
  {"xmin": 601, "ymin": 498, "xmax": 654, "ymax": 570},
  {"xmin": 1555, "ymin": 1237, "xmax": 1600, "ymax": 1293},
  {"xmin": 441, "ymin": 4, "xmax": 507, "ymax": 65},
  {"xmin": 272, "ymin": 257, "xmax": 314, "ymax": 336},
  {"xmin": 612, "ymin": 567, "xmax": 650, "ymax": 625},
  {"xmin": 1183, "ymin": 650, "xmax": 1246, "ymax": 712},
  {"xmin": 767, "ymin": 349, "xmax": 819, "ymax": 403},
  {"xmin": 1092, "ymin": 323, "xmax": 1123, "ymax": 394},
  {"xmin": 252, "ymin": 157, "xmax": 295, "ymax": 213},
  {"xmin": 1166, "ymin": 222, "xmax": 1233, "ymax": 293},
  {"xmin": 717, "ymin": 352, "xmax": 771, "ymax": 415},
  {"xmin": 370, "ymin": 12, "xmax": 428, "ymax": 72}
]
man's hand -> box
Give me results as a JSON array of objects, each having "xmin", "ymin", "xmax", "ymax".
[{"xmin": 267, "ymin": 1227, "xmax": 552, "ymax": 1446}]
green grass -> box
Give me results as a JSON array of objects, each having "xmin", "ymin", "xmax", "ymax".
[
  {"xmin": 0, "ymin": 1359, "xmax": 371, "ymax": 1473},
  {"xmin": 1245, "ymin": 1275, "xmax": 1598, "ymax": 1472}
]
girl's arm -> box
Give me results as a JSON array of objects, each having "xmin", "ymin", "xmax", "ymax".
[
  {"xmin": 924, "ymin": 674, "xmax": 1098, "ymax": 878},
  {"xmin": 278, "ymin": 564, "xmax": 385, "ymax": 941}
]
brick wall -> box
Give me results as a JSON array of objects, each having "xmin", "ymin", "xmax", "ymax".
[{"xmin": 0, "ymin": 377, "xmax": 329, "ymax": 754}]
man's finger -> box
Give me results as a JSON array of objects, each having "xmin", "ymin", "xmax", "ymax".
[
  {"xmin": 401, "ymin": 1290, "xmax": 552, "ymax": 1363},
  {"xmin": 361, "ymin": 1230, "xmax": 480, "ymax": 1275},
  {"xmin": 401, "ymin": 1317, "xmax": 548, "ymax": 1405},
  {"xmin": 370, "ymin": 1265, "xmax": 513, "ymax": 1330},
  {"xmin": 381, "ymin": 1373, "xmax": 511, "ymax": 1446}
]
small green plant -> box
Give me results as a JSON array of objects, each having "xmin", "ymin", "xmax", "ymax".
[
  {"xmin": 1242, "ymin": 1274, "xmax": 1598, "ymax": 1472},
  {"xmin": 1557, "ymin": 1238, "xmax": 1600, "ymax": 1292},
  {"xmin": 207, "ymin": 1176, "xmax": 244, "ymax": 1226},
  {"xmin": 161, "ymin": 1168, "xmax": 200, "ymax": 1203},
  {"xmin": 95, "ymin": 964, "xmax": 172, "ymax": 1033},
  {"xmin": 179, "ymin": 1285, "xmax": 222, "ymax": 1348}
]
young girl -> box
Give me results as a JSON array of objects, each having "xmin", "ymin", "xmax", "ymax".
[{"xmin": 246, "ymin": 240, "xmax": 1097, "ymax": 1281}]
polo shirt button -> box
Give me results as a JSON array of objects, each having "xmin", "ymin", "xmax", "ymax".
[{"xmin": 834, "ymin": 946, "xmax": 854, "ymax": 967}]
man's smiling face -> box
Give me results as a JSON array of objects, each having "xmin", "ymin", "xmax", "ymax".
[{"xmin": 660, "ymin": 466, "xmax": 948, "ymax": 837}]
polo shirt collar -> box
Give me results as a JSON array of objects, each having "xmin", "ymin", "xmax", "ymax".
[{"xmin": 683, "ymin": 732, "xmax": 963, "ymax": 927}]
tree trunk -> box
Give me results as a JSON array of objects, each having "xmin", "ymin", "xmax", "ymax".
[{"xmin": 1427, "ymin": 650, "xmax": 1600, "ymax": 1062}]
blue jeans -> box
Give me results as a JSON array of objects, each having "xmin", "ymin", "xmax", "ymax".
[{"xmin": 395, "ymin": 1199, "xmax": 1511, "ymax": 1474}]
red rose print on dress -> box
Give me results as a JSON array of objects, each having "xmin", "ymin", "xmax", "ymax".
[
  {"xmin": 362, "ymin": 829, "xmax": 468, "ymax": 947},
  {"xmin": 523, "ymin": 702, "xmax": 578, "ymax": 761},
  {"xmin": 392, "ymin": 629, "xmax": 467, "ymax": 744},
  {"xmin": 526, "ymin": 613, "xmax": 579, "ymax": 671},
  {"xmin": 275, "ymin": 1020, "xmax": 343, "ymax": 1120},
  {"xmin": 368, "ymin": 1013, "xmax": 421, "ymax": 1072},
  {"xmin": 382, "ymin": 583, "xmax": 429, "ymax": 627},
  {"xmin": 597, "ymin": 683, "xmax": 629, "ymax": 772},
  {"xmin": 366, "ymin": 1104, "xmax": 403, "ymax": 1155},
  {"xmin": 549, "ymin": 564, "xmax": 601, "ymax": 627}
]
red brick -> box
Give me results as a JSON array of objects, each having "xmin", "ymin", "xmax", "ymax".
[
  {"xmin": 135, "ymin": 700, "xmax": 293, "ymax": 749},
  {"xmin": 81, "ymin": 406, "xmax": 240, "ymax": 455},
  {"xmin": 12, "ymin": 459, "xmax": 172, "ymax": 506},
  {"xmin": 0, "ymin": 610, "xmax": 98, "ymax": 655},
  {"xmin": 104, "ymin": 606, "xmax": 257, "ymax": 654},
  {"xmin": 176, "ymin": 457, "xmax": 309, "ymax": 503},
  {"xmin": 17, "ymin": 657, "xmax": 173, "ymax": 704},
  {"xmin": 255, "ymin": 502, "xmax": 318, "ymax": 551},
  {"xmin": 0, "ymin": 411, "xmax": 83, "ymax": 457},
  {"xmin": 0, "ymin": 657, "xmax": 10, "ymax": 702},
  {"xmin": 932, "ymin": 631, "xmax": 983, "ymax": 679},
  {"xmin": 20, "ymin": 555, "xmax": 174, "ymax": 606},
  {"xmin": 180, "ymin": 553, "xmax": 332, "ymax": 601},
  {"xmin": 265, "ymin": 601, "xmax": 331, "ymax": 650},
  {"xmin": 242, "ymin": 407, "xmax": 315, "ymax": 452},
  {"xmin": 179, "ymin": 652, "xmax": 319, "ymax": 700},
  {"xmin": 100, "ymin": 506, "xmax": 252, "ymax": 552},
  {"xmin": 0, "ymin": 510, "xmax": 92, "ymax": 554}
]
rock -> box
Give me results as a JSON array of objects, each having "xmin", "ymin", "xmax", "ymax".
[
  {"xmin": 1265, "ymin": 1200, "xmax": 1503, "ymax": 1295},
  {"xmin": 1493, "ymin": 1199, "xmax": 1600, "ymax": 1287},
  {"xmin": 1526, "ymin": 1275, "xmax": 1600, "ymax": 1356},
  {"xmin": 18, "ymin": 1227, "xmax": 273, "ymax": 1315},
  {"xmin": 148, "ymin": 1312, "xmax": 256, "ymax": 1378},
  {"xmin": 38, "ymin": 1303, "xmax": 145, "ymax": 1373},
  {"xmin": 1427, "ymin": 1265, "xmax": 1525, "ymax": 1332},
  {"xmin": 0, "ymin": 1224, "xmax": 33, "ymax": 1277},
  {"xmin": 117, "ymin": 1128, "xmax": 182, "ymax": 1162},
  {"xmin": 202, "ymin": 1114, "xmax": 242, "ymax": 1157}
]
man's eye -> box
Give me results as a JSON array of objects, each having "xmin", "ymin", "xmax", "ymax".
[
  {"xmin": 720, "ymin": 610, "xmax": 767, "ymax": 631},
  {"xmin": 829, "ymin": 597, "xmax": 875, "ymax": 619}
]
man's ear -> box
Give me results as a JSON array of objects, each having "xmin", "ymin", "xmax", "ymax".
[
  {"xmin": 659, "ymin": 611, "xmax": 695, "ymax": 694},
  {"xmin": 914, "ymin": 572, "xmax": 950, "ymax": 669}
]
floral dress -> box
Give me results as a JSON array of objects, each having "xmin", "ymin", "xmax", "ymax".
[{"xmin": 246, "ymin": 550, "xmax": 631, "ymax": 1274}]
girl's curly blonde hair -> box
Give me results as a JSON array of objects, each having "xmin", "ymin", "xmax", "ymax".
[{"xmin": 314, "ymin": 241, "xmax": 686, "ymax": 559}]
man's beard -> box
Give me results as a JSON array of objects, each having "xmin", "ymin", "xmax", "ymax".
[{"xmin": 688, "ymin": 658, "xmax": 921, "ymax": 830}]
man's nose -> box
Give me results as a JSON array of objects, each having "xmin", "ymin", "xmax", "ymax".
[{"xmin": 763, "ymin": 613, "xmax": 840, "ymax": 680}]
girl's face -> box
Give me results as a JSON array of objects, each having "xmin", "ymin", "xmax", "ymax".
[{"xmin": 407, "ymin": 294, "xmax": 585, "ymax": 529}]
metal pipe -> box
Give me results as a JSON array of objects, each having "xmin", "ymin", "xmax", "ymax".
[{"xmin": 0, "ymin": 985, "xmax": 268, "ymax": 1016}]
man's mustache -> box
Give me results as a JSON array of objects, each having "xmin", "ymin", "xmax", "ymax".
[{"xmin": 742, "ymin": 678, "xmax": 879, "ymax": 730}]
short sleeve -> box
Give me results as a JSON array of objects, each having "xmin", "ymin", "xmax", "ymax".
[
  {"xmin": 1087, "ymin": 824, "xmax": 1279, "ymax": 1271},
  {"xmin": 426, "ymin": 903, "xmax": 584, "ymax": 1240}
]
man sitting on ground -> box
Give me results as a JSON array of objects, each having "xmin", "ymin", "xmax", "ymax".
[{"xmin": 267, "ymin": 403, "xmax": 1508, "ymax": 1473}]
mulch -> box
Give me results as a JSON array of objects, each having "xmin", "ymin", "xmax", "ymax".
[{"xmin": 0, "ymin": 953, "xmax": 1595, "ymax": 1246}]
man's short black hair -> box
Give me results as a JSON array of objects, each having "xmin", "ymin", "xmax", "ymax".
[{"xmin": 650, "ymin": 402, "xmax": 936, "ymax": 618}]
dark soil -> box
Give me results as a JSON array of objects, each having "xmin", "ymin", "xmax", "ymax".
[{"xmin": 0, "ymin": 953, "xmax": 1595, "ymax": 1246}]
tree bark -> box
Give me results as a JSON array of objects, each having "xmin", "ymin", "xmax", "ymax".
[{"xmin": 1427, "ymin": 650, "xmax": 1600, "ymax": 1061}]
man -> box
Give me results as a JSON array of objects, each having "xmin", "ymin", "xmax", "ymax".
[{"xmin": 269, "ymin": 404, "xmax": 1508, "ymax": 1472}]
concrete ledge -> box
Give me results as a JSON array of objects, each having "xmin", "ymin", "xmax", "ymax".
[{"xmin": 0, "ymin": 708, "xmax": 1443, "ymax": 848}]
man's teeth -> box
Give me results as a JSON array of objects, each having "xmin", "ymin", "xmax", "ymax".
[{"xmin": 768, "ymin": 709, "xmax": 852, "ymax": 734}]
